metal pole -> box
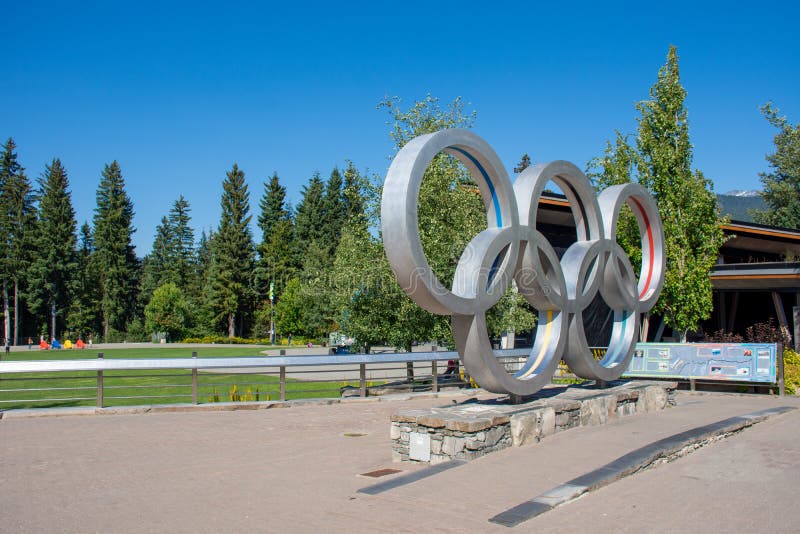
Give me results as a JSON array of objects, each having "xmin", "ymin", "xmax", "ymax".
[
  {"xmin": 432, "ymin": 361, "xmax": 438, "ymax": 393},
  {"xmin": 191, "ymin": 351, "xmax": 198, "ymax": 405},
  {"xmin": 359, "ymin": 363, "xmax": 366, "ymax": 397},
  {"xmin": 96, "ymin": 352, "xmax": 104, "ymax": 408},
  {"xmin": 280, "ymin": 366, "xmax": 286, "ymax": 401},
  {"xmin": 793, "ymin": 305, "xmax": 799, "ymax": 352}
]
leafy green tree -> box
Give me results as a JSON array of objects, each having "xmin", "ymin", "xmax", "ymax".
[
  {"xmin": 588, "ymin": 131, "xmax": 643, "ymax": 269},
  {"xmin": 27, "ymin": 159, "xmax": 78, "ymax": 339},
  {"xmin": 342, "ymin": 161, "xmax": 370, "ymax": 225},
  {"xmin": 92, "ymin": 161, "xmax": 138, "ymax": 338},
  {"xmin": 326, "ymin": 95, "xmax": 489, "ymax": 351},
  {"xmin": 634, "ymin": 46, "xmax": 726, "ymax": 341},
  {"xmin": 144, "ymin": 282, "xmax": 191, "ymax": 341},
  {"xmin": 274, "ymin": 277, "xmax": 303, "ymax": 336},
  {"xmin": 207, "ymin": 164, "xmax": 256, "ymax": 337},
  {"xmin": 752, "ymin": 103, "xmax": 800, "ymax": 230},
  {"xmin": 486, "ymin": 283, "xmax": 536, "ymax": 340}
]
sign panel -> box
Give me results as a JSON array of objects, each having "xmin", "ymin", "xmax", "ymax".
[{"xmin": 623, "ymin": 343, "xmax": 777, "ymax": 383}]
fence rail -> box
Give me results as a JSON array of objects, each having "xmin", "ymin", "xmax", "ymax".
[{"xmin": 0, "ymin": 349, "xmax": 534, "ymax": 410}]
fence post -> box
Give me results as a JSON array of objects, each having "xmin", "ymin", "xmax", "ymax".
[
  {"xmin": 359, "ymin": 363, "xmax": 366, "ymax": 397},
  {"xmin": 96, "ymin": 352, "xmax": 104, "ymax": 408},
  {"xmin": 431, "ymin": 345, "xmax": 438, "ymax": 393},
  {"xmin": 777, "ymin": 343, "xmax": 785, "ymax": 397},
  {"xmin": 191, "ymin": 351, "xmax": 198, "ymax": 405},
  {"xmin": 280, "ymin": 366, "xmax": 286, "ymax": 401}
]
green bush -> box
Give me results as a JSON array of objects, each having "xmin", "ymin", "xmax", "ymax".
[
  {"xmin": 181, "ymin": 335, "xmax": 272, "ymax": 345},
  {"xmin": 784, "ymin": 349, "xmax": 800, "ymax": 395}
]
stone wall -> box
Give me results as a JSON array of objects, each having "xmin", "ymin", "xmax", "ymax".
[{"xmin": 391, "ymin": 381, "xmax": 677, "ymax": 463}]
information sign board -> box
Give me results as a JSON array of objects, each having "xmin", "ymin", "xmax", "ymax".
[{"xmin": 623, "ymin": 343, "xmax": 777, "ymax": 383}]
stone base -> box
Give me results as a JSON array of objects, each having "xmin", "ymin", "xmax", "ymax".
[{"xmin": 390, "ymin": 380, "xmax": 677, "ymax": 463}]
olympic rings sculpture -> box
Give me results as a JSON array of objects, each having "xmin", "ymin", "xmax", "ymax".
[{"xmin": 381, "ymin": 129, "xmax": 665, "ymax": 396}]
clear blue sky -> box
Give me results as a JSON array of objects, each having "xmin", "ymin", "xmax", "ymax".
[{"xmin": 4, "ymin": 1, "xmax": 799, "ymax": 254}]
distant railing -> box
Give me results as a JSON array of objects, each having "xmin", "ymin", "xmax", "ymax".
[{"xmin": 0, "ymin": 349, "xmax": 536, "ymax": 410}]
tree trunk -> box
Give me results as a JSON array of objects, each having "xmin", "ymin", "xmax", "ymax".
[
  {"xmin": 3, "ymin": 281, "xmax": 9, "ymax": 344},
  {"xmin": 13, "ymin": 282, "xmax": 19, "ymax": 346},
  {"xmin": 640, "ymin": 313, "xmax": 650, "ymax": 342},
  {"xmin": 228, "ymin": 313, "xmax": 235, "ymax": 338},
  {"xmin": 51, "ymin": 302, "xmax": 56, "ymax": 340}
]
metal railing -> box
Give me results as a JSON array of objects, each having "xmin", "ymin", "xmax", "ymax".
[{"xmin": 0, "ymin": 349, "xmax": 535, "ymax": 410}]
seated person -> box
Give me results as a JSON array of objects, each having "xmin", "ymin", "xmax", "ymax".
[
  {"xmin": 39, "ymin": 339, "xmax": 49, "ymax": 350},
  {"xmin": 51, "ymin": 338, "xmax": 62, "ymax": 350},
  {"xmin": 76, "ymin": 338, "xmax": 86, "ymax": 349},
  {"xmin": 64, "ymin": 339, "xmax": 73, "ymax": 349}
]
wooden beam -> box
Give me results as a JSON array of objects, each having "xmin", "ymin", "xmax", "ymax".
[{"xmin": 772, "ymin": 292, "xmax": 791, "ymax": 344}]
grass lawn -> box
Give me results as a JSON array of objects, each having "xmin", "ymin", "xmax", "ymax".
[{"xmin": 0, "ymin": 345, "xmax": 365, "ymax": 410}]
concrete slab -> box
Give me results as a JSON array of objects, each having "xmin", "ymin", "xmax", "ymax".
[{"xmin": 0, "ymin": 390, "xmax": 798, "ymax": 533}]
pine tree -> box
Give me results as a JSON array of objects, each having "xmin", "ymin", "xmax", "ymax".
[
  {"xmin": 27, "ymin": 159, "xmax": 78, "ymax": 338},
  {"xmin": 208, "ymin": 164, "xmax": 256, "ymax": 337},
  {"xmin": 320, "ymin": 167, "xmax": 345, "ymax": 250},
  {"xmin": 634, "ymin": 46, "xmax": 726, "ymax": 341},
  {"xmin": 67, "ymin": 222, "xmax": 101, "ymax": 338},
  {"xmin": 140, "ymin": 216, "xmax": 173, "ymax": 304},
  {"xmin": 0, "ymin": 140, "xmax": 38, "ymax": 344},
  {"xmin": 513, "ymin": 153, "xmax": 532, "ymax": 174},
  {"xmin": 256, "ymin": 173, "xmax": 295, "ymax": 302},
  {"xmin": 294, "ymin": 173, "xmax": 325, "ymax": 257},
  {"xmin": 0, "ymin": 138, "xmax": 23, "ymax": 343},
  {"xmin": 168, "ymin": 195, "xmax": 195, "ymax": 287},
  {"xmin": 92, "ymin": 161, "xmax": 138, "ymax": 338}
]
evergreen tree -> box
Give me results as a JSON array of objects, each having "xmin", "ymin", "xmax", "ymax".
[
  {"xmin": 26, "ymin": 159, "xmax": 77, "ymax": 339},
  {"xmin": 67, "ymin": 222, "xmax": 101, "ymax": 338},
  {"xmin": 0, "ymin": 138, "xmax": 24, "ymax": 343},
  {"xmin": 634, "ymin": 46, "xmax": 726, "ymax": 341},
  {"xmin": 0, "ymin": 141, "xmax": 38, "ymax": 344},
  {"xmin": 139, "ymin": 216, "xmax": 173, "ymax": 305},
  {"xmin": 92, "ymin": 161, "xmax": 138, "ymax": 338},
  {"xmin": 294, "ymin": 173, "xmax": 325, "ymax": 256},
  {"xmin": 513, "ymin": 153, "xmax": 532, "ymax": 174},
  {"xmin": 752, "ymin": 103, "xmax": 800, "ymax": 230},
  {"xmin": 168, "ymin": 195, "xmax": 195, "ymax": 287},
  {"xmin": 208, "ymin": 164, "xmax": 256, "ymax": 337},
  {"xmin": 256, "ymin": 173, "xmax": 295, "ymax": 300},
  {"xmin": 320, "ymin": 167, "xmax": 346, "ymax": 250},
  {"xmin": 258, "ymin": 173, "xmax": 288, "ymax": 239}
]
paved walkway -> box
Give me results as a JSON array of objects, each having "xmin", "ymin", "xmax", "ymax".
[{"xmin": 1, "ymin": 389, "xmax": 799, "ymax": 533}]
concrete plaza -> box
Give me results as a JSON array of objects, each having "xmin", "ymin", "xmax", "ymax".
[{"xmin": 1, "ymin": 389, "xmax": 799, "ymax": 533}]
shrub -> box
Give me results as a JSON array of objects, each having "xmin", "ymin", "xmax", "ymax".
[{"xmin": 784, "ymin": 349, "xmax": 800, "ymax": 395}]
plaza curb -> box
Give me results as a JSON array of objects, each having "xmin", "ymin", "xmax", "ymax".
[{"xmin": 488, "ymin": 405, "xmax": 796, "ymax": 527}]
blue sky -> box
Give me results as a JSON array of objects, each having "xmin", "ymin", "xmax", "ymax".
[{"xmin": 3, "ymin": 1, "xmax": 799, "ymax": 254}]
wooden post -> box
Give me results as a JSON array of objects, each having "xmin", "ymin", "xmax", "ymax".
[
  {"xmin": 96, "ymin": 352, "xmax": 104, "ymax": 408},
  {"xmin": 191, "ymin": 351, "xmax": 198, "ymax": 405},
  {"xmin": 280, "ymin": 366, "xmax": 286, "ymax": 401},
  {"xmin": 359, "ymin": 364, "xmax": 366, "ymax": 397}
]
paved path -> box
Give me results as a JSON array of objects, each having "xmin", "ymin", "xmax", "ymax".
[{"xmin": 1, "ymin": 390, "xmax": 799, "ymax": 533}]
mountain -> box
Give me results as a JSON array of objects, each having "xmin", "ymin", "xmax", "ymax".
[
  {"xmin": 723, "ymin": 189, "xmax": 762, "ymax": 198},
  {"xmin": 716, "ymin": 192, "xmax": 766, "ymax": 222}
]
